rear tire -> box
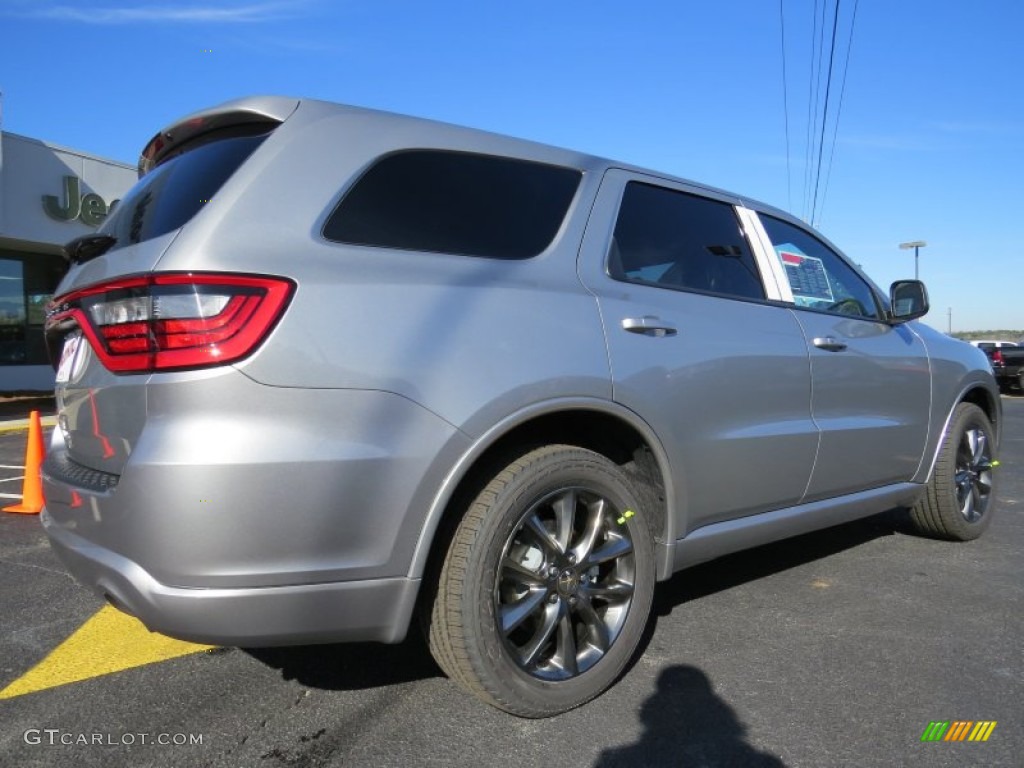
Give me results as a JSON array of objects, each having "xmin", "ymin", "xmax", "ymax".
[
  {"xmin": 426, "ymin": 445, "xmax": 655, "ymax": 717},
  {"xmin": 909, "ymin": 402, "xmax": 997, "ymax": 541}
]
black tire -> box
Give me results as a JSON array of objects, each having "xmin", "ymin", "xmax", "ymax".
[
  {"xmin": 426, "ymin": 445, "xmax": 656, "ymax": 717},
  {"xmin": 909, "ymin": 402, "xmax": 997, "ymax": 541}
]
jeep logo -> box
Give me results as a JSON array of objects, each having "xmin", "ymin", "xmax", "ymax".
[{"xmin": 42, "ymin": 175, "xmax": 120, "ymax": 227}]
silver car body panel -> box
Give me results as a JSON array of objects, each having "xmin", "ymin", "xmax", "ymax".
[
  {"xmin": 44, "ymin": 373, "xmax": 469, "ymax": 588},
  {"xmin": 577, "ymin": 170, "xmax": 819, "ymax": 536},
  {"xmin": 41, "ymin": 96, "xmax": 1002, "ymax": 645},
  {"xmin": 672, "ymin": 482, "xmax": 922, "ymax": 570}
]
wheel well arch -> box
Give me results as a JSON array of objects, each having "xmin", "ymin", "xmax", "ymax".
[
  {"xmin": 921, "ymin": 383, "xmax": 1002, "ymax": 485},
  {"xmin": 960, "ymin": 386, "xmax": 999, "ymax": 435},
  {"xmin": 411, "ymin": 406, "xmax": 673, "ymax": 588}
]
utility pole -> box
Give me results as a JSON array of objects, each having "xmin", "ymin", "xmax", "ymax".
[{"xmin": 947, "ymin": 307, "xmax": 952, "ymax": 334}]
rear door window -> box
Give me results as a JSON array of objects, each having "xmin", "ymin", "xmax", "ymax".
[
  {"xmin": 323, "ymin": 150, "xmax": 581, "ymax": 259},
  {"xmin": 609, "ymin": 182, "xmax": 765, "ymax": 301}
]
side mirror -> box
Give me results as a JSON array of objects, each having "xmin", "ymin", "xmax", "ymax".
[{"xmin": 889, "ymin": 280, "xmax": 929, "ymax": 323}]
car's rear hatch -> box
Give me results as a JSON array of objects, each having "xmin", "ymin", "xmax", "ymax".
[{"xmin": 45, "ymin": 97, "xmax": 299, "ymax": 477}]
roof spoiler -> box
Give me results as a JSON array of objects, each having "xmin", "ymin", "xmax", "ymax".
[{"xmin": 137, "ymin": 96, "xmax": 300, "ymax": 177}]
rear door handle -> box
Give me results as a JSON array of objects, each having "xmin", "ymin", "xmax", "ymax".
[
  {"xmin": 813, "ymin": 336, "xmax": 848, "ymax": 352},
  {"xmin": 622, "ymin": 316, "xmax": 677, "ymax": 337}
]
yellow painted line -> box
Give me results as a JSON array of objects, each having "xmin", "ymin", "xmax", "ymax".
[
  {"xmin": 0, "ymin": 606, "xmax": 215, "ymax": 699},
  {"xmin": 0, "ymin": 417, "xmax": 57, "ymax": 436}
]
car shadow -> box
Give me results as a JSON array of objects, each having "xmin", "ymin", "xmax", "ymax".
[
  {"xmin": 623, "ymin": 508, "xmax": 908, "ymax": 673},
  {"xmin": 242, "ymin": 632, "xmax": 441, "ymax": 691},
  {"xmin": 654, "ymin": 508, "xmax": 906, "ymax": 612},
  {"xmin": 243, "ymin": 509, "xmax": 908, "ymax": 696}
]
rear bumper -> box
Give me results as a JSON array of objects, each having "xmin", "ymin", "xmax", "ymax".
[{"xmin": 42, "ymin": 509, "xmax": 420, "ymax": 646}]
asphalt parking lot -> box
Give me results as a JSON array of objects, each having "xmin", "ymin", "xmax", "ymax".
[{"xmin": 0, "ymin": 398, "xmax": 1021, "ymax": 768}]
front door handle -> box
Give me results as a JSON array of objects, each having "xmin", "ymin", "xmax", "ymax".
[
  {"xmin": 622, "ymin": 316, "xmax": 677, "ymax": 337},
  {"xmin": 813, "ymin": 336, "xmax": 848, "ymax": 352}
]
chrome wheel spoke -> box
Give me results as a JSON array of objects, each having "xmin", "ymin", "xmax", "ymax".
[
  {"xmin": 584, "ymin": 579, "xmax": 634, "ymax": 602},
  {"xmin": 552, "ymin": 490, "xmax": 576, "ymax": 553},
  {"xmin": 519, "ymin": 600, "xmax": 561, "ymax": 668},
  {"xmin": 954, "ymin": 470, "xmax": 972, "ymax": 505},
  {"xmin": 575, "ymin": 598, "xmax": 610, "ymax": 654},
  {"xmin": 969, "ymin": 430, "xmax": 987, "ymax": 466},
  {"xmin": 586, "ymin": 534, "xmax": 632, "ymax": 567},
  {"xmin": 572, "ymin": 498, "xmax": 606, "ymax": 564},
  {"xmin": 961, "ymin": 490, "xmax": 974, "ymax": 520},
  {"xmin": 524, "ymin": 513, "xmax": 562, "ymax": 556},
  {"xmin": 553, "ymin": 612, "xmax": 579, "ymax": 676},
  {"xmin": 501, "ymin": 557, "xmax": 545, "ymax": 588},
  {"xmin": 501, "ymin": 588, "xmax": 548, "ymax": 635}
]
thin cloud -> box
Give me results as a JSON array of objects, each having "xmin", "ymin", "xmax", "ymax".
[{"xmin": 20, "ymin": 2, "xmax": 298, "ymax": 24}]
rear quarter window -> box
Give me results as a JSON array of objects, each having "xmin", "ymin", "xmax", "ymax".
[{"xmin": 322, "ymin": 150, "xmax": 582, "ymax": 259}]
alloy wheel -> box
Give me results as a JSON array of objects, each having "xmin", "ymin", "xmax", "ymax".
[
  {"xmin": 954, "ymin": 427, "xmax": 994, "ymax": 523},
  {"xmin": 495, "ymin": 487, "xmax": 636, "ymax": 681}
]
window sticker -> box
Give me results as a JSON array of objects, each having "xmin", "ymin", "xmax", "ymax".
[{"xmin": 775, "ymin": 245, "xmax": 834, "ymax": 305}]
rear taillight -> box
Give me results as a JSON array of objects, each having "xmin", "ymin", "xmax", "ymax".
[
  {"xmin": 45, "ymin": 273, "xmax": 295, "ymax": 374},
  {"xmin": 991, "ymin": 350, "xmax": 1004, "ymax": 366}
]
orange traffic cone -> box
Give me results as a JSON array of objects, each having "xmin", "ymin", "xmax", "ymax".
[{"xmin": 3, "ymin": 410, "xmax": 46, "ymax": 515}]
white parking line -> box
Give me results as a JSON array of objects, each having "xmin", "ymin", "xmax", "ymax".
[
  {"xmin": 0, "ymin": 465, "xmax": 26, "ymax": 469},
  {"xmin": 1, "ymin": 477, "xmax": 26, "ymax": 483},
  {"xmin": 0, "ymin": 492, "xmax": 23, "ymax": 499}
]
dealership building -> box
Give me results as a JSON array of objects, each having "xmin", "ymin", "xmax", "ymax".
[{"xmin": 0, "ymin": 130, "xmax": 135, "ymax": 392}]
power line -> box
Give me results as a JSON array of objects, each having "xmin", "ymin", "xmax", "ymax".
[
  {"xmin": 780, "ymin": 0, "xmax": 859, "ymax": 224},
  {"xmin": 810, "ymin": 0, "xmax": 842, "ymax": 227},
  {"xmin": 779, "ymin": 0, "xmax": 792, "ymax": 212},
  {"xmin": 802, "ymin": 0, "xmax": 824, "ymax": 220},
  {"xmin": 817, "ymin": 0, "xmax": 860, "ymax": 226}
]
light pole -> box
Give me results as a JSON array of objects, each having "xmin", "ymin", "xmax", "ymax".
[{"xmin": 899, "ymin": 240, "xmax": 927, "ymax": 280}]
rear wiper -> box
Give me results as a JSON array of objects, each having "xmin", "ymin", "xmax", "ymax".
[{"xmin": 63, "ymin": 234, "xmax": 117, "ymax": 266}]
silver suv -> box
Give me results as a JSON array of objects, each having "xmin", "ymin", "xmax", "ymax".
[{"xmin": 42, "ymin": 96, "xmax": 1001, "ymax": 717}]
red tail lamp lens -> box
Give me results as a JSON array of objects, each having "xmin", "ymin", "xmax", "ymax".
[{"xmin": 46, "ymin": 273, "xmax": 295, "ymax": 373}]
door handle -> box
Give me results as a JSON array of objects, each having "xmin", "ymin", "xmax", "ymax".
[
  {"xmin": 813, "ymin": 336, "xmax": 848, "ymax": 352},
  {"xmin": 622, "ymin": 316, "xmax": 677, "ymax": 337}
]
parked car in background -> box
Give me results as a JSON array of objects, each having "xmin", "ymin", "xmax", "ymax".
[
  {"xmin": 970, "ymin": 340, "xmax": 1018, "ymax": 349},
  {"xmin": 40, "ymin": 96, "xmax": 1002, "ymax": 717},
  {"xmin": 976, "ymin": 344, "xmax": 1024, "ymax": 393}
]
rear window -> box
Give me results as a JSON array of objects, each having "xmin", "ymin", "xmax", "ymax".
[
  {"xmin": 323, "ymin": 150, "xmax": 582, "ymax": 259},
  {"xmin": 98, "ymin": 131, "xmax": 269, "ymax": 251}
]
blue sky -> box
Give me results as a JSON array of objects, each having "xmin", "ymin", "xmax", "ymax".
[{"xmin": 1, "ymin": 0, "xmax": 1021, "ymax": 331}]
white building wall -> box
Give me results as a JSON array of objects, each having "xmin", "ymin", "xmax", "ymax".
[
  {"xmin": 1, "ymin": 132, "xmax": 135, "ymax": 242},
  {"xmin": 0, "ymin": 132, "xmax": 135, "ymax": 392}
]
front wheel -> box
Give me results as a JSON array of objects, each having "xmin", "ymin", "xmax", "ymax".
[
  {"xmin": 909, "ymin": 402, "xmax": 998, "ymax": 541},
  {"xmin": 426, "ymin": 445, "xmax": 656, "ymax": 717}
]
